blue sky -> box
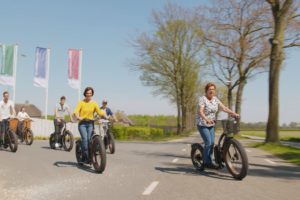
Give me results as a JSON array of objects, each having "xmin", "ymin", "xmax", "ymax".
[{"xmin": 0, "ymin": 0, "xmax": 299, "ymax": 124}]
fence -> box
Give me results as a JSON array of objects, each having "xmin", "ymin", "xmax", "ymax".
[{"xmin": 30, "ymin": 118, "xmax": 83, "ymax": 137}]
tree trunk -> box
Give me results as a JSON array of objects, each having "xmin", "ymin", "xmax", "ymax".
[
  {"xmin": 176, "ymin": 101, "xmax": 182, "ymax": 135},
  {"xmin": 266, "ymin": 6, "xmax": 287, "ymax": 143},
  {"xmin": 181, "ymin": 104, "xmax": 187, "ymax": 133},
  {"xmin": 235, "ymin": 79, "xmax": 246, "ymax": 116},
  {"xmin": 266, "ymin": 34, "xmax": 284, "ymax": 142},
  {"xmin": 227, "ymin": 86, "xmax": 233, "ymax": 110}
]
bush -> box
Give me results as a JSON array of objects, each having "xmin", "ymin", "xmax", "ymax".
[{"xmin": 111, "ymin": 125, "xmax": 177, "ymax": 140}]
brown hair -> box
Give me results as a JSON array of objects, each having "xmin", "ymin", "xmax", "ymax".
[
  {"xmin": 60, "ymin": 96, "xmax": 66, "ymax": 100},
  {"xmin": 83, "ymin": 87, "xmax": 94, "ymax": 97},
  {"xmin": 205, "ymin": 83, "xmax": 216, "ymax": 93},
  {"xmin": 3, "ymin": 91, "xmax": 8, "ymax": 96}
]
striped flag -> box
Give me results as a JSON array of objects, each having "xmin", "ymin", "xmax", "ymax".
[
  {"xmin": 0, "ymin": 45, "xmax": 16, "ymax": 86},
  {"xmin": 34, "ymin": 47, "xmax": 50, "ymax": 88},
  {"xmin": 68, "ymin": 49, "xmax": 81, "ymax": 89}
]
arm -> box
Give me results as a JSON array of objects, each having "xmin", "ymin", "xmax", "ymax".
[
  {"xmin": 74, "ymin": 102, "xmax": 83, "ymax": 121},
  {"xmin": 218, "ymin": 102, "xmax": 239, "ymax": 118},
  {"xmin": 11, "ymin": 104, "xmax": 16, "ymax": 117}
]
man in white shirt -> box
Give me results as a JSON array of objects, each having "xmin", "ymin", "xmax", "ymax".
[{"xmin": 0, "ymin": 91, "xmax": 16, "ymax": 146}]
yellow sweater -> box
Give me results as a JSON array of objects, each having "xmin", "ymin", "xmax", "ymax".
[{"xmin": 74, "ymin": 100, "xmax": 105, "ymax": 120}]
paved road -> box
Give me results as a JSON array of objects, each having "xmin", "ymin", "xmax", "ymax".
[{"xmin": 1, "ymin": 134, "xmax": 300, "ymax": 200}]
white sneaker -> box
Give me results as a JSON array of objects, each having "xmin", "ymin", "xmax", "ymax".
[{"xmin": 55, "ymin": 143, "xmax": 60, "ymax": 148}]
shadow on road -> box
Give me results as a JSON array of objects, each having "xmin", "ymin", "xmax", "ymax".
[
  {"xmin": 155, "ymin": 163, "xmax": 236, "ymax": 181},
  {"xmin": 248, "ymin": 163, "xmax": 300, "ymax": 180},
  {"xmin": 53, "ymin": 161, "xmax": 98, "ymax": 174},
  {"xmin": 133, "ymin": 150, "xmax": 190, "ymax": 159}
]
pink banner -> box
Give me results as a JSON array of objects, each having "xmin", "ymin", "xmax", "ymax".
[{"xmin": 68, "ymin": 49, "xmax": 80, "ymax": 89}]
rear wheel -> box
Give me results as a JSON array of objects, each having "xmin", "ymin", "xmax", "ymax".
[
  {"xmin": 49, "ymin": 133, "xmax": 56, "ymax": 149},
  {"xmin": 107, "ymin": 131, "xmax": 115, "ymax": 154},
  {"xmin": 75, "ymin": 140, "xmax": 83, "ymax": 165},
  {"xmin": 62, "ymin": 130, "xmax": 74, "ymax": 152},
  {"xmin": 91, "ymin": 136, "xmax": 106, "ymax": 173},
  {"xmin": 24, "ymin": 129, "xmax": 34, "ymax": 145},
  {"xmin": 224, "ymin": 138, "xmax": 248, "ymax": 180},
  {"xmin": 7, "ymin": 130, "xmax": 18, "ymax": 152},
  {"xmin": 191, "ymin": 143, "xmax": 204, "ymax": 171}
]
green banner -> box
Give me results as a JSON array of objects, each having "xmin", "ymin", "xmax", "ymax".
[{"xmin": 1, "ymin": 45, "xmax": 14, "ymax": 76}]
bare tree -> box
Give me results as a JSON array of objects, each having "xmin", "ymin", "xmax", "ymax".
[
  {"xmin": 131, "ymin": 3, "xmax": 204, "ymax": 133},
  {"xmin": 265, "ymin": 0, "xmax": 300, "ymax": 142},
  {"xmin": 202, "ymin": 0, "xmax": 271, "ymax": 117}
]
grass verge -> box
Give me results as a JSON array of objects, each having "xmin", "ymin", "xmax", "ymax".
[{"xmin": 251, "ymin": 142, "xmax": 300, "ymax": 166}]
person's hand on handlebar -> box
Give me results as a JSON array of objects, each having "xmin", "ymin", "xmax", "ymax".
[{"xmin": 231, "ymin": 113, "xmax": 240, "ymax": 119}]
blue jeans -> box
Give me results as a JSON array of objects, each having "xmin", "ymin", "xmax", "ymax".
[
  {"xmin": 0, "ymin": 119, "xmax": 9, "ymax": 142},
  {"xmin": 78, "ymin": 122, "xmax": 93, "ymax": 159},
  {"xmin": 197, "ymin": 125, "xmax": 215, "ymax": 165}
]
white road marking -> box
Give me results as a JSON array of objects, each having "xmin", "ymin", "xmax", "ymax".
[
  {"xmin": 265, "ymin": 159, "xmax": 276, "ymax": 165},
  {"xmin": 143, "ymin": 181, "xmax": 159, "ymax": 195},
  {"xmin": 172, "ymin": 158, "xmax": 179, "ymax": 163},
  {"xmin": 182, "ymin": 148, "xmax": 187, "ymax": 152},
  {"xmin": 246, "ymin": 149, "xmax": 251, "ymax": 153}
]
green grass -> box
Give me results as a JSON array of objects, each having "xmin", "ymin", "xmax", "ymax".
[
  {"xmin": 241, "ymin": 130, "xmax": 300, "ymax": 142},
  {"xmin": 251, "ymin": 142, "xmax": 300, "ymax": 165}
]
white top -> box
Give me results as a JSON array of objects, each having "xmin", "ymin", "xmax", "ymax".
[
  {"xmin": 55, "ymin": 103, "xmax": 70, "ymax": 119},
  {"xmin": 0, "ymin": 100, "xmax": 15, "ymax": 120},
  {"xmin": 17, "ymin": 111, "xmax": 30, "ymax": 121},
  {"xmin": 196, "ymin": 96, "xmax": 221, "ymax": 127}
]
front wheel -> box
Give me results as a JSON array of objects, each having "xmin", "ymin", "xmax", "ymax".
[
  {"xmin": 191, "ymin": 143, "xmax": 204, "ymax": 171},
  {"xmin": 107, "ymin": 131, "xmax": 115, "ymax": 154},
  {"xmin": 62, "ymin": 130, "xmax": 74, "ymax": 152},
  {"xmin": 7, "ymin": 130, "xmax": 18, "ymax": 152},
  {"xmin": 49, "ymin": 133, "xmax": 56, "ymax": 149},
  {"xmin": 24, "ymin": 129, "xmax": 34, "ymax": 145},
  {"xmin": 223, "ymin": 138, "xmax": 248, "ymax": 180},
  {"xmin": 75, "ymin": 140, "xmax": 83, "ymax": 165},
  {"xmin": 91, "ymin": 136, "xmax": 106, "ymax": 173}
]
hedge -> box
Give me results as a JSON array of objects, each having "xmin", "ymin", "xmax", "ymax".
[{"xmin": 111, "ymin": 125, "xmax": 176, "ymax": 140}]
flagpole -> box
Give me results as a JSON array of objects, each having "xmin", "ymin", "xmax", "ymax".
[
  {"xmin": 78, "ymin": 49, "xmax": 83, "ymax": 102},
  {"xmin": 12, "ymin": 44, "xmax": 18, "ymax": 105},
  {"xmin": 45, "ymin": 48, "xmax": 51, "ymax": 120}
]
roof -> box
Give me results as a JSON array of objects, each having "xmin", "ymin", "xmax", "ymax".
[{"xmin": 15, "ymin": 104, "xmax": 42, "ymax": 118}]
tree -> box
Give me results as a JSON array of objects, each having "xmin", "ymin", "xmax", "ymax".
[
  {"xmin": 202, "ymin": 0, "xmax": 271, "ymax": 116},
  {"xmin": 132, "ymin": 3, "xmax": 204, "ymax": 133},
  {"xmin": 266, "ymin": 0, "xmax": 300, "ymax": 142}
]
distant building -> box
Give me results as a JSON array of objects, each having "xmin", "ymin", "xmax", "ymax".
[{"xmin": 15, "ymin": 103, "xmax": 42, "ymax": 118}]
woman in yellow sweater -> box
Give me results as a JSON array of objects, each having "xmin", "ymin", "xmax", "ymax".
[{"xmin": 74, "ymin": 87, "xmax": 107, "ymax": 162}]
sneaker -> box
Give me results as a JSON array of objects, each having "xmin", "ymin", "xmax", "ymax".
[{"xmin": 55, "ymin": 143, "xmax": 60, "ymax": 148}]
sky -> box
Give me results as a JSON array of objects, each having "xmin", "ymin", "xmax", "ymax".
[{"xmin": 0, "ymin": 0, "xmax": 299, "ymax": 124}]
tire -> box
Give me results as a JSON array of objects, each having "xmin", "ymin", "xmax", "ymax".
[
  {"xmin": 191, "ymin": 143, "xmax": 204, "ymax": 171},
  {"xmin": 24, "ymin": 129, "xmax": 34, "ymax": 145},
  {"xmin": 91, "ymin": 136, "xmax": 106, "ymax": 173},
  {"xmin": 75, "ymin": 140, "xmax": 83, "ymax": 165},
  {"xmin": 107, "ymin": 131, "xmax": 115, "ymax": 154},
  {"xmin": 49, "ymin": 133, "xmax": 56, "ymax": 149},
  {"xmin": 223, "ymin": 138, "xmax": 248, "ymax": 180},
  {"xmin": 7, "ymin": 130, "xmax": 18, "ymax": 152},
  {"xmin": 62, "ymin": 130, "xmax": 74, "ymax": 152}
]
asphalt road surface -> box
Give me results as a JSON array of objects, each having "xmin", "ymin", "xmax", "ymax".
[{"xmin": 1, "ymin": 134, "xmax": 300, "ymax": 200}]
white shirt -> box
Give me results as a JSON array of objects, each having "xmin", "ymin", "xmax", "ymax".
[
  {"xmin": 17, "ymin": 111, "xmax": 30, "ymax": 121},
  {"xmin": 0, "ymin": 100, "xmax": 15, "ymax": 119},
  {"xmin": 196, "ymin": 96, "xmax": 221, "ymax": 127}
]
